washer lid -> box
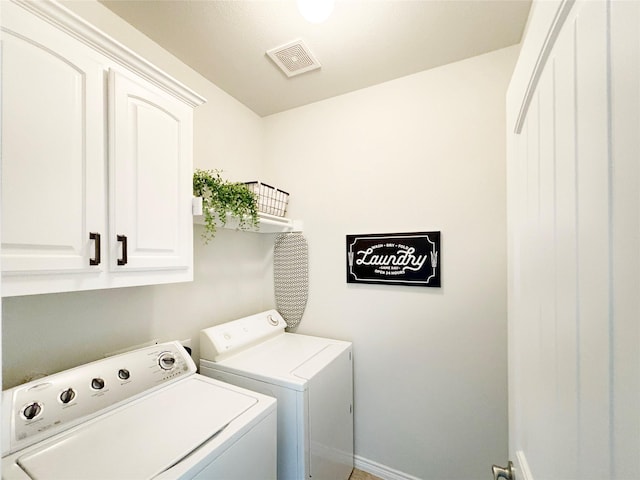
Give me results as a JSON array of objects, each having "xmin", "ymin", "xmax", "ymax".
[{"xmin": 16, "ymin": 376, "xmax": 257, "ymax": 480}]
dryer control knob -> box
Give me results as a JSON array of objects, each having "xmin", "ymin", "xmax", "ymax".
[
  {"xmin": 158, "ymin": 352, "xmax": 176, "ymax": 371},
  {"xmin": 267, "ymin": 315, "xmax": 278, "ymax": 326},
  {"xmin": 91, "ymin": 378, "xmax": 105, "ymax": 390},
  {"xmin": 22, "ymin": 402, "xmax": 43, "ymax": 420},
  {"xmin": 59, "ymin": 388, "xmax": 76, "ymax": 404},
  {"xmin": 118, "ymin": 369, "xmax": 130, "ymax": 380}
]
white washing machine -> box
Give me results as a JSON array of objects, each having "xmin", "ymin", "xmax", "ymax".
[
  {"xmin": 199, "ymin": 310, "xmax": 354, "ymax": 480},
  {"xmin": 2, "ymin": 341, "xmax": 277, "ymax": 479}
]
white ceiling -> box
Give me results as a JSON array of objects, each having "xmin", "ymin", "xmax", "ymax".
[{"xmin": 100, "ymin": 0, "xmax": 531, "ymax": 117}]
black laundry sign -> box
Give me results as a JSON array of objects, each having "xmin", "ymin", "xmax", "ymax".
[{"xmin": 346, "ymin": 232, "xmax": 441, "ymax": 287}]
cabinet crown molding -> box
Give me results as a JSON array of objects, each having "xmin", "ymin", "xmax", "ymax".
[{"xmin": 11, "ymin": 0, "xmax": 206, "ymax": 108}]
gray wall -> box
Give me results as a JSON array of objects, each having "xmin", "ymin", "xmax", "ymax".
[{"xmin": 263, "ymin": 46, "xmax": 517, "ymax": 479}]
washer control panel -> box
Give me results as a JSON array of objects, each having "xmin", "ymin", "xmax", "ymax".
[
  {"xmin": 200, "ymin": 309, "xmax": 286, "ymax": 362},
  {"xmin": 2, "ymin": 341, "xmax": 195, "ymax": 455}
]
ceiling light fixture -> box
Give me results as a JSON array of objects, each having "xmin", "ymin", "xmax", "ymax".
[{"xmin": 297, "ymin": 0, "xmax": 335, "ymax": 24}]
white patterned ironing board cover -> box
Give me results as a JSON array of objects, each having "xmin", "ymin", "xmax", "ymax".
[{"xmin": 273, "ymin": 233, "xmax": 309, "ymax": 329}]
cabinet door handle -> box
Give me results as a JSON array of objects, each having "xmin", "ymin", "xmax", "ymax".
[
  {"xmin": 89, "ymin": 232, "xmax": 101, "ymax": 266},
  {"xmin": 117, "ymin": 234, "xmax": 128, "ymax": 266}
]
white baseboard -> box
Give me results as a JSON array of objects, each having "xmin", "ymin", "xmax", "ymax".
[{"xmin": 354, "ymin": 455, "xmax": 422, "ymax": 480}]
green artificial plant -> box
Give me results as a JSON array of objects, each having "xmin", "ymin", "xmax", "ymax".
[{"xmin": 193, "ymin": 169, "xmax": 259, "ymax": 243}]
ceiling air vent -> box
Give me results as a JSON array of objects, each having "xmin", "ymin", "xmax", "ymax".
[{"xmin": 266, "ymin": 39, "xmax": 321, "ymax": 78}]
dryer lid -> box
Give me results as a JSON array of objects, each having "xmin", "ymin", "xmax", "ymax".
[
  {"xmin": 15, "ymin": 377, "xmax": 257, "ymax": 479},
  {"xmin": 203, "ymin": 333, "xmax": 352, "ymax": 391}
]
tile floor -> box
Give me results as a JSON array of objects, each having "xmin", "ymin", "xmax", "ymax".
[{"xmin": 349, "ymin": 468, "xmax": 383, "ymax": 480}]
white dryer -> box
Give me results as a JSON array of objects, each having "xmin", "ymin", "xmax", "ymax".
[
  {"xmin": 2, "ymin": 341, "xmax": 277, "ymax": 479},
  {"xmin": 199, "ymin": 310, "xmax": 354, "ymax": 480}
]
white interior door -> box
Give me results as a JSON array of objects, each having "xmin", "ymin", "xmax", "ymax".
[{"xmin": 505, "ymin": 1, "xmax": 640, "ymax": 479}]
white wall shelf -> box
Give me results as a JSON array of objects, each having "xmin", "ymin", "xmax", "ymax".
[{"xmin": 194, "ymin": 211, "xmax": 303, "ymax": 234}]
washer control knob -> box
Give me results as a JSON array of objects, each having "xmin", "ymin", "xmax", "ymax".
[
  {"xmin": 158, "ymin": 352, "xmax": 176, "ymax": 371},
  {"xmin": 267, "ymin": 315, "xmax": 279, "ymax": 326},
  {"xmin": 91, "ymin": 378, "xmax": 105, "ymax": 390},
  {"xmin": 59, "ymin": 388, "xmax": 76, "ymax": 404},
  {"xmin": 118, "ymin": 369, "xmax": 130, "ymax": 380},
  {"xmin": 22, "ymin": 402, "xmax": 43, "ymax": 420}
]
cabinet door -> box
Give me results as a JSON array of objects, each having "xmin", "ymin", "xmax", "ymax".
[
  {"xmin": 109, "ymin": 69, "xmax": 193, "ymax": 273},
  {"xmin": 1, "ymin": 6, "xmax": 105, "ymax": 280}
]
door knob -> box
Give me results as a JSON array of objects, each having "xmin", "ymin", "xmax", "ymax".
[{"xmin": 492, "ymin": 461, "xmax": 514, "ymax": 480}]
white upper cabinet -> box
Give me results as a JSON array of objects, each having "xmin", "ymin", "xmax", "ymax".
[{"xmin": 1, "ymin": 0, "xmax": 206, "ymax": 297}]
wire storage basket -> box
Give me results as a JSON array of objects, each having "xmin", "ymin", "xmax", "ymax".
[{"xmin": 245, "ymin": 182, "xmax": 290, "ymax": 217}]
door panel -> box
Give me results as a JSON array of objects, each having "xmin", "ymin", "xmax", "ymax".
[
  {"xmin": 574, "ymin": 4, "xmax": 610, "ymax": 477},
  {"xmin": 133, "ymin": 100, "xmax": 180, "ymax": 250},
  {"xmin": 307, "ymin": 348, "xmax": 353, "ymax": 480},
  {"xmin": 1, "ymin": 21, "xmax": 104, "ymax": 274},
  {"xmin": 109, "ymin": 69, "xmax": 192, "ymax": 271},
  {"xmin": 507, "ymin": 0, "xmax": 640, "ymax": 478},
  {"xmin": 552, "ymin": 18, "xmax": 579, "ymax": 480},
  {"xmin": 609, "ymin": 2, "xmax": 640, "ymax": 478}
]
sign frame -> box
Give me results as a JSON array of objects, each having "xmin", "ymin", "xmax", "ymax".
[{"xmin": 346, "ymin": 231, "xmax": 441, "ymax": 287}]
